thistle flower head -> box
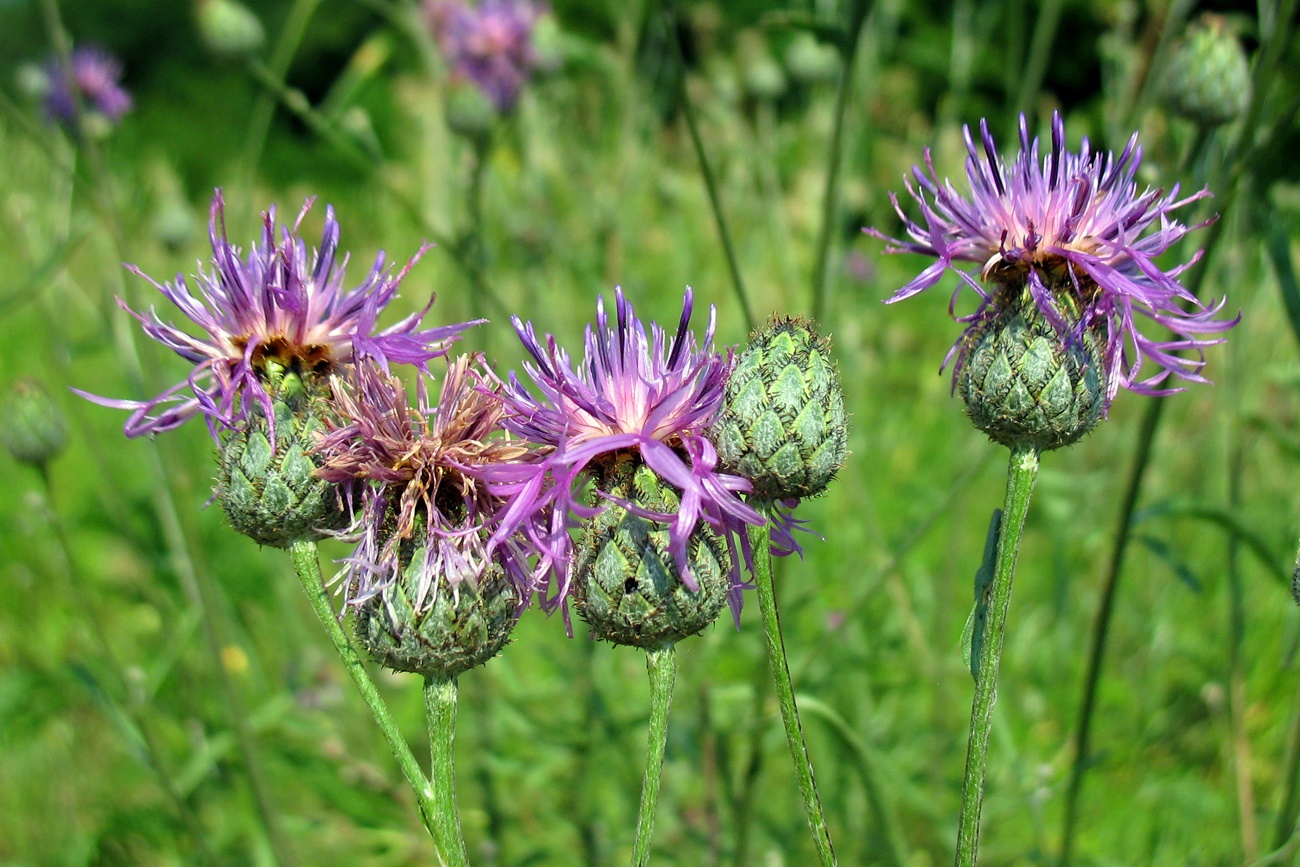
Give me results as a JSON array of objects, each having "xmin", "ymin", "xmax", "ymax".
[
  {"xmin": 317, "ymin": 355, "xmax": 538, "ymax": 608},
  {"xmin": 76, "ymin": 189, "xmax": 477, "ymax": 442},
  {"xmin": 426, "ymin": 0, "xmax": 545, "ymax": 113},
  {"xmin": 486, "ymin": 288, "xmax": 764, "ymax": 624},
  {"xmin": 44, "ymin": 45, "xmax": 132, "ymax": 127},
  {"xmin": 866, "ymin": 112, "xmax": 1237, "ymax": 413}
]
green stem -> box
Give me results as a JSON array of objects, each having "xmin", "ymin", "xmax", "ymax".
[
  {"xmin": 749, "ymin": 501, "xmax": 837, "ymax": 866},
  {"xmin": 664, "ymin": 0, "xmax": 755, "ymax": 331},
  {"xmin": 288, "ymin": 540, "xmax": 442, "ymax": 845},
  {"xmin": 1012, "ymin": 0, "xmax": 1065, "ymax": 122},
  {"xmin": 241, "ymin": 0, "xmax": 323, "ymax": 183},
  {"xmin": 1057, "ymin": 399, "xmax": 1163, "ymax": 867},
  {"xmin": 955, "ymin": 444, "xmax": 1039, "ymax": 867},
  {"xmin": 425, "ymin": 675, "xmax": 471, "ymax": 867},
  {"xmin": 631, "ymin": 644, "xmax": 678, "ymax": 867},
  {"xmin": 810, "ymin": 0, "xmax": 869, "ymax": 322}
]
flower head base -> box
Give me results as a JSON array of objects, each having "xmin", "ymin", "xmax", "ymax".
[
  {"xmin": 487, "ymin": 288, "xmax": 764, "ymax": 631},
  {"xmin": 1164, "ymin": 15, "xmax": 1251, "ymax": 128},
  {"xmin": 866, "ymin": 112, "xmax": 1237, "ymax": 424},
  {"xmin": 76, "ymin": 189, "xmax": 477, "ymax": 443},
  {"xmin": 712, "ymin": 316, "xmax": 847, "ymax": 499},
  {"xmin": 426, "ymin": 0, "xmax": 545, "ymax": 114},
  {"xmin": 215, "ymin": 363, "xmax": 348, "ymax": 547},
  {"xmin": 574, "ymin": 459, "xmax": 732, "ymax": 649},
  {"xmin": 44, "ymin": 45, "xmax": 132, "ymax": 129},
  {"xmin": 1, "ymin": 378, "xmax": 69, "ymax": 468},
  {"xmin": 316, "ymin": 356, "xmax": 537, "ymax": 677}
]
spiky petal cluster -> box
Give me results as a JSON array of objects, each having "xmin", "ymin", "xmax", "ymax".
[
  {"xmin": 487, "ymin": 288, "xmax": 764, "ymax": 619},
  {"xmin": 866, "ymin": 112, "xmax": 1237, "ymax": 406},
  {"xmin": 315, "ymin": 355, "xmax": 538, "ymax": 611},
  {"xmin": 76, "ymin": 189, "xmax": 476, "ymax": 441},
  {"xmin": 44, "ymin": 45, "xmax": 132, "ymax": 126},
  {"xmin": 425, "ymin": 0, "xmax": 545, "ymax": 113}
]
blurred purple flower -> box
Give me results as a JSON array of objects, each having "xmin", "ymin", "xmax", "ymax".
[
  {"xmin": 865, "ymin": 111, "xmax": 1237, "ymax": 404},
  {"xmin": 44, "ymin": 45, "xmax": 132, "ymax": 126},
  {"xmin": 315, "ymin": 355, "xmax": 539, "ymax": 610},
  {"xmin": 426, "ymin": 0, "xmax": 545, "ymax": 113},
  {"xmin": 76, "ymin": 189, "xmax": 478, "ymax": 440},
  {"xmin": 485, "ymin": 288, "xmax": 764, "ymax": 620}
]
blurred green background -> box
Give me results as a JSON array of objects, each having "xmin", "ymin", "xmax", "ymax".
[{"xmin": 1, "ymin": 0, "xmax": 1298, "ymax": 864}]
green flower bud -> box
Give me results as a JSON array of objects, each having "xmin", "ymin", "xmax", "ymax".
[
  {"xmin": 216, "ymin": 368, "xmax": 347, "ymax": 547},
  {"xmin": 356, "ymin": 518, "xmax": 521, "ymax": 678},
  {"xmin": 958, "ymin": 286, "xmax": 1106, "ymax": 452},
  {"xmin": 1164, "ymin": 15, "xmax": 1251, "ymax": 128},
  {"xmin": 197, "ymin": 0, "xmax": 266, "ymax": 61},
  {"xmin": 575, "ymin": 459, "xmax": 731, "ymax": 650},
  {"xmin": 1, "ymin": 378, "xmax": 68, "ymax": 467},
  {"xmin": 738, "ymin": 30, "xmax": 786, "ymax": 101},
  {"xmin": 712, "ymin": 316, "xmax": 847, "ymax": 499},
  {"xmin": 784, "ymin": 33, "xmax": 841, "ymax": 85},
  {"xmin": 444, "ymin": 80, "xmax": 498, "ymax": 143}
]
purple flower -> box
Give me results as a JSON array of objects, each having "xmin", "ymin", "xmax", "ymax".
[
  {"xmin": 44, "ymin": 45, "xmax": 132, "ymax": 126},
  {"xmin": 865, "ymin": 112, "xmax": 1237, "ymax": 405},
  {"xmin": 76, "ymin": 189, "xmax": 478, "ymax": 440},
  {"xmin": 426, "ymin": 0, "xmax": 545, "ymax": 113},
  {"xmin": 486, "ymin": 288, "xmax": 764, "ymax": 619},
  {"xmin": 315, "ymin": 355, "xmax": 539, "ymax": 610}
]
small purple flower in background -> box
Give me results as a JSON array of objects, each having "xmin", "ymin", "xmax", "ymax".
[
  {"xmin": 486, "ymin": 288, "xmax": 764, "ymax": 622},
  {"xmin": 44, "ymin": 45, "xmax": 132, "ymax": 127},
  {"xmin": 315, "ymin": 356, "xmax": 538, "ymax": 616},
  {"xmin": 76, "ymin": 189, "xmax": 478, "ymax": 441},
  {"xmin": 866, "ymin": 111, "xmax": 1237, "ymax": 407},
  {"xmin": 425, "ymin": 0, "xmax": 545, "ymax": 113}
]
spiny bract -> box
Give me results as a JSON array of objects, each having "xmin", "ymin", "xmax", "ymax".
[
  {"xmin": 959, "ymin": 288, "xmax": 1106, "ymax": 452},
  {"xmin": 216, "ymin": 371, "xmax": 347, "ymax": 548},
  {"xmin": 713, "ymin": 316, "xmax": 847, "ymax": 499},
  {"xmin": 575, "ymin": 459, "xmax": 731, "ymax": 650},
  {"xmin": 356, "ymin": 520, "xmax": 521, "ymax": 678}
]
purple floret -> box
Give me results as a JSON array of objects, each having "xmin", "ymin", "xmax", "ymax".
[
  {"xmin": 426, "ymin": 0, "xmax": 545, "ymax": 113},
  {"xmin": 76, "ymin": 189, "xmax": 479, "ymax": 442},
  {"xmin": 485, "ymin": 288, "xmax": 764, "ymax": 622},
  {"xmin": 45, "ymin": 45, "xmax": 132, "ymax": 126},
  {"xmin": 866, "ymin": 111, "xmax": 1237, "ymax": 405},
  {"xmin": 316, "ymin": 355, "xmax": 540, "ymax": 616}
]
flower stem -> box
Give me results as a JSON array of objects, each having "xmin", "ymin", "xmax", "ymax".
[
  {"xmin": 425, "ymin": 675, "xmax": 471, "ymax": 867},
  {"xmin": 749, "ymin": 501, "xmax": 837, "ymax": 866},
  {"xmin": 810, "ymin": 0, "xmax": 869, "ymax": 323},
  {"xmin": 955, "ymin": 444, "xmax": 1039, "ymax": 867},
  {"xmin": 664, "ymin": 0, "xmax": 756, "ymax": 331},
  {"xmin": 287, "ymin": 540, "xmax": 443, "ymax": 845},
  {"xmin": 240, "ymin": 0, "xmax": 323, "ymax": 183},
  {"xmin": 631, "ymin": 644, "xmax": 678, "ymax": 867}
]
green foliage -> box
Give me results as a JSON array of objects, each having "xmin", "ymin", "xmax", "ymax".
[{"xmin": 0, "ymin": 0, "xmax": 1297, "ymax": 864}]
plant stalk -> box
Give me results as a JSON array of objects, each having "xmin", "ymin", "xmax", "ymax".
[
  {"xmin": 665, "ymin": 0, "xmax": 756, "ymax": 331},
  {"xmin": 750, "ymin": 500, "xmax": 837, "ymax": 866},
  {"xmin": 288, "ymin": 540, "xmax": 443, "ymax": 846},
  {"xmin": 631, "ymin": 644, "xmax": 678, "ymax": 867},
  {"xmin": 425, "ymin": 674, "xmax": 471, "ymax": 867},
  {"xmin": 955, "ymin": 444, "xmax": 1039, "ymax": 866}
]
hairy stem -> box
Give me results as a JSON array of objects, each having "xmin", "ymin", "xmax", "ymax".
[
  {"xmin": 631, "ymin": 644, "xmax": 678, "ymax": 867},
  {"xmin": 955, "ymin": 444, "xmax": 1039, "ymax": 866},
  {"xmin": 288, "ymin": 541, "xmax": 442, "ymax": 846},
  {"xmin": 425, "ymin": 675, "xmax": 471, "ymax": 867},
  {"xmin": 750, "ymin": 501, "xmax": 837, "ymax": 866}
]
